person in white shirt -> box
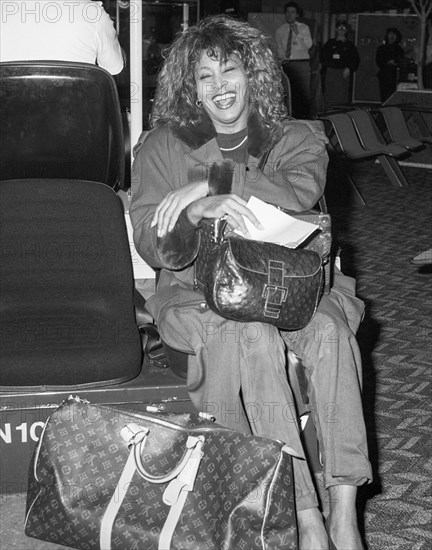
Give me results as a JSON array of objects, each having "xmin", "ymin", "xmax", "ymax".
[
  {"xmin": 0, "ymin": 0, "xmax": 124, "ymax": 75},
  {"xmin": 275, "ymin": 1, "xmax": 313, "ymax": 118}
]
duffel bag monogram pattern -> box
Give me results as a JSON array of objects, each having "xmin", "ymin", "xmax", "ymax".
[{"xmin": 25, "ymin": 397, "xmax": 298, "ymax": 550}]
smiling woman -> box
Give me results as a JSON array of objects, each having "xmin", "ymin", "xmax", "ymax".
[
  {"xmin": 194, "ymin": 52, "xmax": 250, "ymax": 133},
  {"xmin": 150, "ymin": 15, "xmax": 286, "ymax": 131},
  {"xmin": 130, "ymin": 14, "xmax": 372, "ymax": 550}
]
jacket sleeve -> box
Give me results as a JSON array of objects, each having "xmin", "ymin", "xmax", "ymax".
[
  {"xmin": 237, "ymin": 120, "xmax": 329, "ymax": 212},
  {"xmin": 130, "ymin": 129, "xmax": 201, "ymax": 271}
]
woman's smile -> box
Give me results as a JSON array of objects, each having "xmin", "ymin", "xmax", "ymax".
[
  {"xmin": 212, "ymin": 91, "xmax": 237, "ymax": 109},
  {"xmin": 195, "ymin": 51, "xmax": 249, "ymax": 133}
]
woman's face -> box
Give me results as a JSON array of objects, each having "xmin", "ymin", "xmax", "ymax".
[
  {"xmin": 387, "ymin": 31, "xmax": 397, "ymax": 44},
  {"xmin": 195, "ymin": 51, "xmax": 250, "ymax": 133}
]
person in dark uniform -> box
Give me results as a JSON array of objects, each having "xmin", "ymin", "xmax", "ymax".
[
  {"xmin": 376, "ymin": 27, "xmax": 405, "ymax": 103},
  {"xmin": 320, "ymin": 20, "xmax": 360, "ymax": 109}
]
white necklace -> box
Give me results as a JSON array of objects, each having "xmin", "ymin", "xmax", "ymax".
[{"xmin": 219, "ymin": 135, "xmax": 248, "ymax": 152}]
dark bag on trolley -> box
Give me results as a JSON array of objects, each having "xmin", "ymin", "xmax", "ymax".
[
  {"xmin": 194, "ymin": 216, "xmax": 324, "ymax": 331},
  {"xmin": 25, "ymin": 397, "xmax": 300, "ymax": 550}
]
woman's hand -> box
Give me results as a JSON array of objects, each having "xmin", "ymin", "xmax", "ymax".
[
  {"xmin": 151, "ymin": 181, "xmax": 208, "ymax": 237},
  {"xmin": 187, "ymin": 194, "xmax": 264, "ymax": 236}
]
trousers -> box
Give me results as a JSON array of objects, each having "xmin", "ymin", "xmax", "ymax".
[
  {"xmin": 282, "ymin": 60, "xmax": 312, "ymax": 119},
  {"xmin": 322, "ymin": 67, "xmax": 353, "ymax": 108},
  {"xmin": 147, "ymin": 269, "xmax": 372, "ymax": 511}
]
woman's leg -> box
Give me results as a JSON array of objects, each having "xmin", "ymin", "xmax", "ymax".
[
  {"xmin": 327, "ymin": 485, "xmax": 364, "ymax": 549},
  {"xmin": 156, "ymin": 291, "xmax": 328, "ymax": 548},
  {"xmin": 282, "ymin": 273, "xmax": 372, "ymax": 549}
]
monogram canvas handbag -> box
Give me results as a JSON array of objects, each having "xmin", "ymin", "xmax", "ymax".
[{"xmin": 25, "ymin": 397, "xmax": 300, "ymax": 550}]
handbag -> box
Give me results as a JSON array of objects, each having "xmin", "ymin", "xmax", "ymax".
[
  {"xmin": 25, "ymin": 396, "xmax": 300, "ymax": 550},
  {"xmin": 278, "ymin": 206, "xmax": 332, "ymax": 295},
  {"xmin": 194, "ymin": 217, "xmax": 324, "ymax": 331}
]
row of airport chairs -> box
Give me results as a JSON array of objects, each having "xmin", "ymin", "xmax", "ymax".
[{"xmin": 317, "ymin": 106, "xmax": 430, "ymax": 205}]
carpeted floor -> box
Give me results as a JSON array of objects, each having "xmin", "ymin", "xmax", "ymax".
[
  {"xmin": 1, "ymin": 157, "xmax": 431, "ymax": 549},
  {"xmin": 326, "ymin": 157, "xmax": 432, "ymax": 550}
]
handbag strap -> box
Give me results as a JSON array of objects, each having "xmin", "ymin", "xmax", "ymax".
[{"xmin": 257, "ymin": 148, "xmax": 272, "ymax": 172}]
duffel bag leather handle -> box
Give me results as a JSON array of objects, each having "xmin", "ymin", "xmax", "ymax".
[{"xmin": 121, "ymin": 423, "xmax": 204, "ymax": 484}]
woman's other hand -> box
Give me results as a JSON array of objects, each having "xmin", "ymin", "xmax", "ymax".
[
  {"xmin": 151, "ymin": 181, "xmax": 208, "ymax": 237},
  {"xmin": 187, "ymin": 194, "xmax": 264, "ymax": 237}
]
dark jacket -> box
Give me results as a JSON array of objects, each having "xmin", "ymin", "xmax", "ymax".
[
  {"xmin": 130, "ymin": 110, "xmax": 328, "ymax": 305},
  {"xmin": 376, "ymin": 43, "xmax": 405, "ymax": 77},
  {"xmin": 320, "ymin": 38, "xmax": 360, "ymax": 73}
]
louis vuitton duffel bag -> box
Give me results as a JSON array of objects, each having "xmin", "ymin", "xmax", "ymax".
[{"xmin": 25, "ymin": 396, "xmax": 300, "ymax": 550}]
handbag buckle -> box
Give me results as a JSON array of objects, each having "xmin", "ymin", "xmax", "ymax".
[
  {"xmin": 262, "ymin": 285, "xmax": 288, "ymax": 318},
  {"xmin": 262, "ymin": 260, "xmax": 287, "ymax": 319}
]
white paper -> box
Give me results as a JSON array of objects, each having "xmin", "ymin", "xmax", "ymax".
[
  {"xmin": 236, "ymin": 196, "xmax": 319, "ymax": 248},
  {"xmin": 124, "ymin": 213, "xmax": 156, "ymax": 279}
]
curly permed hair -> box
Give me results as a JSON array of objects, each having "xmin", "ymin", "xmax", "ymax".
[{"xmin": 150, "ymin": 15, "xmax": 287, "ymax": 130}]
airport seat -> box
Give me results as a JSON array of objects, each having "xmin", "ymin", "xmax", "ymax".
[
  {"xmin": 0, "ymin": 61, "xmax": 125, "ymax": 189},
  {"xmin": 0, "ymin": 61, "xmax": 146, "ymax": 388},
  {"xmin": 0, "ymin": 179, "xmax": 144, "ymax": 389},
  {"xmin": 319, "ymin": 111, "xmax": 410, "ymax": 200},
  {"xmin": 318, "ymin": 113, "xmax": 368, "ymax": 205},
  {"xmin": 371, "ymin": 106, "xmax": 425, "ymax": 151},
  {"xmin": 405, "ymin": 111, "xmax": 432, "ymax": 144},
  {"xmin": 346, "ymin": 109, "xmax": 415, "ymax": 157}
]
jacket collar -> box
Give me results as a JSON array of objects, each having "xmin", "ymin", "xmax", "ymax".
[{"xmin": 171, "ymin": 109, "xmax": 283, "ymax": 159}]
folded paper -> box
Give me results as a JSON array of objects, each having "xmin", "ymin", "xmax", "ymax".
[{"xmin": 237, "ymin": 196, "xmax": 319, "ymax": 248}]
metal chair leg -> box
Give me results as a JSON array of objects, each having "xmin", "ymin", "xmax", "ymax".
[
  {"xmin": 347, "ymin": 174, "xmax": 366, "ymax": 206},
  {"xmin": 377, "ymin": 155, "xmax": 409, "ymax": 188}
]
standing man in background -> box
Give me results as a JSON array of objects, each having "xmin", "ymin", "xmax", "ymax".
[
  {"xmin": 276, "ymin": 1, "xmax": 313, "ymax": 119},
  {"xmin": 0, "ymin": 0, "xmax": 124, "ymax": 75}
]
